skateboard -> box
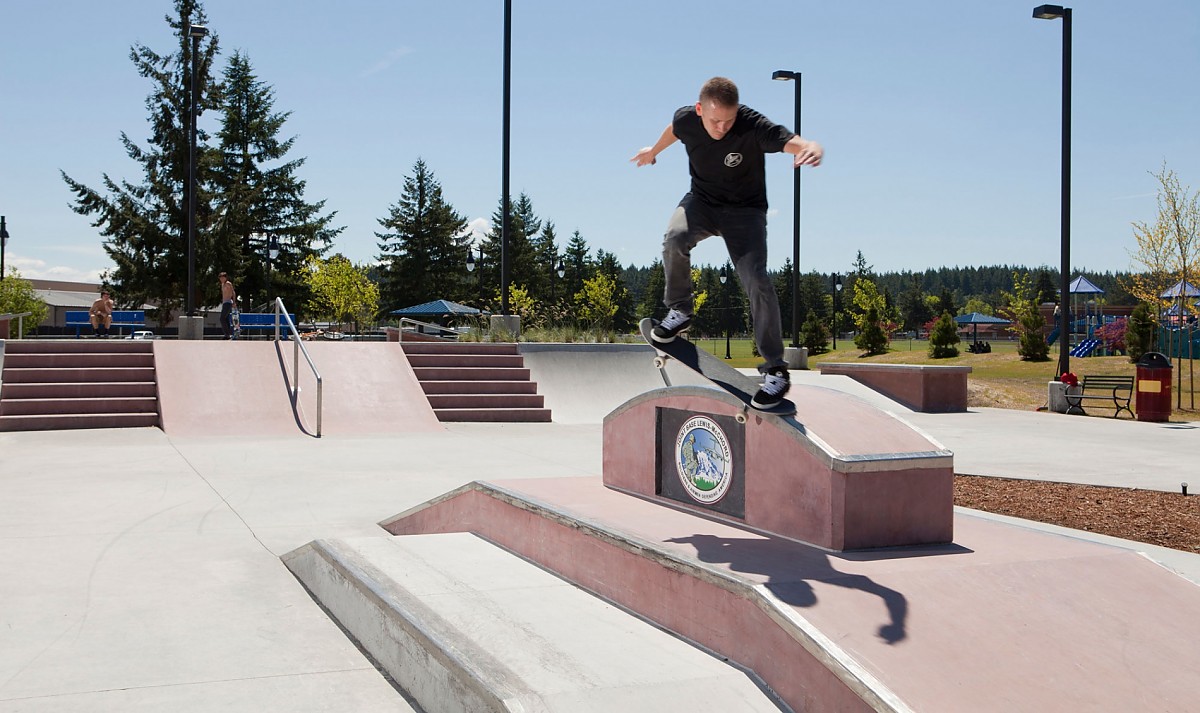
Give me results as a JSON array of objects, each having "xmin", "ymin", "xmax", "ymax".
[
  {"xmin": 231, "ymin": 308, "xmax": 241, "ymax": 340},
  {"xmin": 639, "ymin": 317, "xmax": 797, "ymax": 419}
]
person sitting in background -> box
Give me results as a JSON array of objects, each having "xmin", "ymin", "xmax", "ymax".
[{"xmin": 89, "ymin": 290, "xmax": 114, "ymax": 338}]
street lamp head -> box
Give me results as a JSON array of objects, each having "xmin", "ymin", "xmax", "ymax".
[
  {"xmin": 1032, "ymin": 4, "xmax": 1066, "ymax": 19},
  {"xmin": 188, "ymin": 24, "xmax": 209, "ymax": 38},
  {"xmin": 555, "ymin": 260, "xmax": 565, "ymax": 279},
  {"xmin": 268, "ymin": 235, "xmax": 280, "ymax": 261},
  {"xmin": 834, "ymin": 274, "xmax": 843, "ymax": 292},
  {"xmin": 465, "ymin": 251, "xmax": 476, "ymax": 272},
  {"xmin": 719, "ymin": 265, "xmax": 728, "ymax": 284},
  {"xmin": 772, "ymin": 70, "xmax": 799, "ymax": 82},
  {"xmin": 0, "ymin": 216, "xmax": 8, "ymax": 246}
]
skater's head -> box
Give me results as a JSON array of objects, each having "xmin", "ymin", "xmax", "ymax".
[
  {"xmin": 218, "ymin": 272, "xmax": 228, "ymax": 283},
  {"xmin": 696, "ymin": 77, "xmax": 739, "ymax": 140}
]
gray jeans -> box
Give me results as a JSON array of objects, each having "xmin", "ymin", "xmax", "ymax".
[{"xmin": 661, "ymin": 194, "xmax": 785, "ymax": 369}]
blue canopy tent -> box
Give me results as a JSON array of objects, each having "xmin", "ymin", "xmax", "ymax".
[
  {"xmin": 953, "ymin": 312, "xmax": 1011, "ymax": 347},
  {"xmin": 390, "ymin": 299, "xmax": 482, "ymax": 318}
]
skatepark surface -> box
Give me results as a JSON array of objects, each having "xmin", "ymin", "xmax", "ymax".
[{"xmin": 2, "ymin": 340, "xmax": 1198, "ymax": 711}]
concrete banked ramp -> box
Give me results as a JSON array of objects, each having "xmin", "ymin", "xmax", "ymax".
[{"xmin": 155, "ymin": 341, "xmax": 440, "ymax": 436}]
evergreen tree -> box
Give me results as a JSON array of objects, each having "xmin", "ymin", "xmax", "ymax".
[
  {"xmin": 929, "ymin": 312, "xmax": 960, "ymax": 358},
  {"xmin": 212, "ymin": 50, "xmax": 339, "ymax": 312},
  {"xmin": 933, "ymin": 288, "xmax": 958, "ymax": 317},
  {"xmin": 1034, "ymin": 270, "xmax": 1058, "ymax": 305},
  {"xmin": 1127, "ymin": 302, "xmax": 1156, "ymax": 362},
  {"xmin": 773, "ymin": 259, "xmax": 795, "ymax": 338},
  {"xmin": 481, "ymin": 192, "xmax": 539, "ymax": 299},
  {"xmin": 375, "ymin": 159, "xmax": 470, "ymax": 312},
  {"xmin": 61, "ymin": 0, "xmax": 220, "ymax": 325},
  {"xmin": 562, "ymin": 230, "xmax": 593, "ymax": 301},
  {"xmin": 854, "ymin": 305, "xmax": 889, "ymax": 356},
  {"xmin": 899, "ymin": 274, "xmax": 933, "ymax": 331},
  {"xmin": 801, "ymin": 312, "xmax": 829, "ymax": 355},
  {"xmin": 637, "ymin": 259, "xmax": 667, "ymax": 322}
]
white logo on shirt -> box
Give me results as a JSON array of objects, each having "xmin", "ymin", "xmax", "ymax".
[{"xmin": 724, "ymin": 153, "xmax": 743, "ymax": 168}]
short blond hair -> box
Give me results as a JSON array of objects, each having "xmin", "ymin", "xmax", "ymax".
[{"xmin": 699, "ymin": 77, "xmax": 739, "ymax": 107}]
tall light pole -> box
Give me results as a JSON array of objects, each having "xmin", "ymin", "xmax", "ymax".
[
  {"xmin": 1033, "ymin": 4, "xmax": 1072, "ymax": 380},
  {"xmin": 551, "ymin": 257, "xmax": 564, "ymax": 304},
  {"xmin": 720, "ymin": 265, "xmax": 731, "ymax": 359},
  {"xmin": 772, "ymin": 70, "xmax": 802, "ymax": 347},
  {"xmin": 500, "ymin": 0, "xmax": 512, "ymax": 316},
  {"xmin": 0, "ymin": 216, "xmax": 9, "ymax": 282},
  {"xmin": 465, "ymin": 244, "xmax": 484, "ymax": 307},
  {"xmin": 186, "ymin": 24, "xmax": 208, "ymax": 319},
  {"xmin": 266, "ymin": 234, "xmax": 279, "ymax": 306}
]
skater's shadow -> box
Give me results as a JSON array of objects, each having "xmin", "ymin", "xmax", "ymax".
[{"xmin": 663, "ymin": 533, "xmax": 968, "ymax": 645}]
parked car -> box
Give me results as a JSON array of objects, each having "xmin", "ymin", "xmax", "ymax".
[{"xmin": 129, "ymin": 330, "xmax": 158, "ymax": 340}]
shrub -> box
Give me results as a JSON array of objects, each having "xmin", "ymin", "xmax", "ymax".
[
  {"xmin": 854, "ymin": 305, "xmax": 889, "ymax": 356},
  {"xmin": 1126, "ymin": 303, "xmax": 1156, "ymax": 362},
  {"xmin": 928, "ymin": 312, "xmax": 960, "ymax": 358},
  {"xmin": 801, "ymin": 312, "xmax": 829, "ymax": 355}
]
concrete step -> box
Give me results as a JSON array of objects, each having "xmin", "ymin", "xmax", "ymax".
[
  {"xmin": 283, "ymin": 534, "xmax": 786, "ymax": 713},
  {"xmin": 0, "ymin": 381, "xmax": 158, "ymax": 399},
  {"xmin": 425, "ymin": 393, "xmax": 545, "ymax": 410},
  {"xmin": 4, "ymin": 340, "xmax": 152, "ymax": 354},
  {"xmin": 434, "ymin": 407, "xmax": 552, "ymax": 423},
  {"xmin": 0, "ymin": 367, "xmax": 157, "ymax": 383},
  {"xmin": 0, "ymin": 412, "xmax": 160, "ymax": 431},
  {"xmin": 0, "ymin": 397, "xmax": 158, "ymax": 416},
  {"xmin": 419, "ymin": 380, "xmax": 539, "ymax": 395},
  {"xmin": 3, "ymin": 352, "xmax": 155, "ymax": 368},
  {"xmin": 404, "ymin": 353, "xmax": 526, "ymax": 369},
  {"xmin": 401, "ymin": 342, "xmax": 519, "ymax": 355},
  {"xmin": 411, "ymin": 367, "xmax": 530, "ymax": 382}
]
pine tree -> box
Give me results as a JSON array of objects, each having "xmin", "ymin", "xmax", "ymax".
[
  {"xmin": 1126, "ymin": 302, "xmax": 1156, "ymax": 362},
  {"xmin": 594, "ymin": 249, "xmax": 633, "ymax": 331},
  {"xmin": 562, "ymin": 230, "xmax": 593, "ymax": 299},
  {"xmin": 801, "ymin": 312, "xmax": 829, "ymax": 355},
  {"xmin": 375, "ymin": 159, "xmax": 470, "ymax": 312},
  {"xmin": 61, "ymin": 0, "xmax": 219, "ymax": 325},
  {"xmin": 212, "ymin": 50, "xmax": 340, "ymax": 312},
  {"xmin": 929, "ymin": 312, "xmax": 961, "ymax": 358},
  {"xmin": 532, "ymin": 221, "xmax": 561, "ymax": 305},
  {"xmin": 637, "ymin": 260, "xmax": 666, "ymax": 322},
  {"xmin": 481, "ymin": 192, "xmax": 540, "ymax": 301}
]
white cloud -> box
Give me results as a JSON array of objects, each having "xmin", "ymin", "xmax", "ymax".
[
  {"xmin": 362, "ymin": 47, "xmax": 415, "ymax": 77},
  {"xmin": 8, "ymin": 256, "xmax": 105, "ymax": 283}
]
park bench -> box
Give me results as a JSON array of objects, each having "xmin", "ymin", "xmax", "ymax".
[
  {"xmin": 65, "ymin": 310, "xmax": 145, "ymax": 337},
  {"xmin": 1064, "ymin": 375, "xmax": 1134, "ymax": 419},
  {"xmin": 237, "ymin": 312, "xmax": 296, "ymax": 337}
]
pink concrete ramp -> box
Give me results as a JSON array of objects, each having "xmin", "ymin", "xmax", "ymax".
[
  {"xmin": 154, "ymin": 341, "xmax": 440, "ymax": 437},
  {"xmin": 383, "ymin": 477, "xmax": 1200, "ymax": 713}
]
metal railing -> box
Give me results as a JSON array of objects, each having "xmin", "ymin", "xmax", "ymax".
[
  {"xmin": 273, "ymin": 298, "xmax": 323, "ymax": 437},
  {"xmin": 397, "ymin": 317, "xmax": 461, "ymax": 341},
  {"xmin": 0, "ymin": 312, "xmax": 33, "ymax": 339}
]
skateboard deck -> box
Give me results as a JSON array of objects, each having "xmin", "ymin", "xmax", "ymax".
[
  {"xmin": 639, "ymin": 317, "xmax": 796, "ymax": 417},
  {"xmin": 231, "ymin": 308, "xmax": 241, "ymax": 340}
]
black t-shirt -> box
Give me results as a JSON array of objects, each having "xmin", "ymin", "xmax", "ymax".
[{"xmin": 672, "ymin": 104, "xmax": 795, "ymax": 210}]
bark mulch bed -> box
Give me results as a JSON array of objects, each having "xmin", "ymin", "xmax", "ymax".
[{"xmin": 955, "ymin": 475, "xmax": 1200, "ymax": 554}]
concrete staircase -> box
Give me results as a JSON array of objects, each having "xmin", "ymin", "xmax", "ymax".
[
  {"xmin": 401, "ymin": 342, "xmax": 551, "ymax": 422},
  {"xmin": 0, "ymin": 340, "xmax": 159, "ymax": 431}
]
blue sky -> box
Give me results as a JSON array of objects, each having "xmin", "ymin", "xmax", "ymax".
[{"xmin": 2, "ymin": 0, "xmax": 1198, "ymax": 284}]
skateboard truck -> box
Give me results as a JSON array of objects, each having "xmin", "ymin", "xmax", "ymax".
[{"xmin": 650, "ymin": 347, "xmax": 750, "ymax": 424}]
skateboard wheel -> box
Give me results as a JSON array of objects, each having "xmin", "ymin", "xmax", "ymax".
[
  {"xmin": 653, "ymin": 356, "xmax": 666, "ymax": 369},
  {"xmin": 735, "ymin": 413, "xmax": 747, "ymax": 424}
]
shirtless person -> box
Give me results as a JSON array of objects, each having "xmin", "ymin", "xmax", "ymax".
[
  {"xmin": 218, "ymin": 272, "xmax": 237, "ymax": 340},
  {"xmin": 631, "ymin": 76, "xmax": 823, "ymax": 409},
  {"xmin": 89, "ymin": 290, "xmax": 114, "ymax": 338}
]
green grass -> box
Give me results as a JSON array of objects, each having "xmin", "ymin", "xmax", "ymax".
[{"xmin": 693, "ymin": 335, "xmax": 1200, "ymax": 419}]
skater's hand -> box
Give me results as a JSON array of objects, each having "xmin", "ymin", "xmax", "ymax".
[
  {"xmin": 786, "ymin": 137, "xmax": 823, "ymax": 168},
  {"xmin": 630, "ymin": 146, "xmax": 657, "ymax": 167}
]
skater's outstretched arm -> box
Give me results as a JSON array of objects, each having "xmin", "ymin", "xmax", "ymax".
[
  {"xmin": 783, "ymin": 135, "xmax": 823, "ymax": 168},
  {"xmin": 630, "ymin": 124, "xmax": 677, "ymax": 167}
]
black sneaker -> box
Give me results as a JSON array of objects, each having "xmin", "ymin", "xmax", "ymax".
[
  {"xmin": 751, "ymin": 367, "xmax": 791, "ymax": 410},
  {"xmin": 652, "ymin": 309, "xmax": 692, "ymax": 343}
]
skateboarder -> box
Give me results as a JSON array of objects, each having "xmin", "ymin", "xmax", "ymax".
[
  {"xmin": 218, "ymin": 272, "xmax": 237, "ymax": 340},
  {"xmin": 631, "ymin": 76, "xmax": 823, "ymax": 409}
]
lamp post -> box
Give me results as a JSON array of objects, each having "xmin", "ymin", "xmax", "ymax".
[
  {"xmin": 266, "ymin": 234, "xmax": 279, "ymax": 306},
  {"xmin": 772, "ymin": 69, "xmax": 803, "ymax": 347},
  {"xmin": 832, "ymin": 274, "xmax": 843, "ymax": 350},
  {"xmin": 465, "ymin": 243, "xmax": 484, "ymax": 307},
  {"xmin": 186, "ymin": 24, "xmax": 208, "ymax": 319},
  {"xmin": 0, "ymin": 216, "xmax": 9, "ymax": 282},
  {"xmin": 1033, "ymin": 4, "xmax": 1072, "ymax": 380},
  {"xmin": 551, "ymin": 258, "xmax": 564, "ymax": 304},
  {"xmin": 720, "ymin": 265, "xmax": 731, "ymax": 359},
  {"xmin": 500, "ymin": 0, "xmax": 512, "ymax": 316}
]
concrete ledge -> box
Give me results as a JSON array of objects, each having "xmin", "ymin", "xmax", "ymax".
[
  {"xmin": 284, "ymin": 533, "xmax": 787, "ymax": 713},
  {"xmin": 818, "ymin": 363, "xmax": 971, "ymax": 412}
]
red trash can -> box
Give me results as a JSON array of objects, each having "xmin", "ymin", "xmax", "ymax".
[{"xmin": 1135, "ymin": 352, "xmax": 1172, "ymax": 422}]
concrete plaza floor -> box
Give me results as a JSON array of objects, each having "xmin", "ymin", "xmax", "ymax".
[{"xmin": 2, "ymin": 366, "xmax": 1198, "ymax": 710}]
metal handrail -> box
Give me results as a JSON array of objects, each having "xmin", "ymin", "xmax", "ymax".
[
  {"xmin": 397, "ymin": 317, "xmax": 461, "ymax": 340},
  {"xmin": 273, "ymin": 298, "xmax": 323, "ymax": 437},
  {"xmin": 0, "ymin": 312, "xmax": 33, "ymax": 339}
]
